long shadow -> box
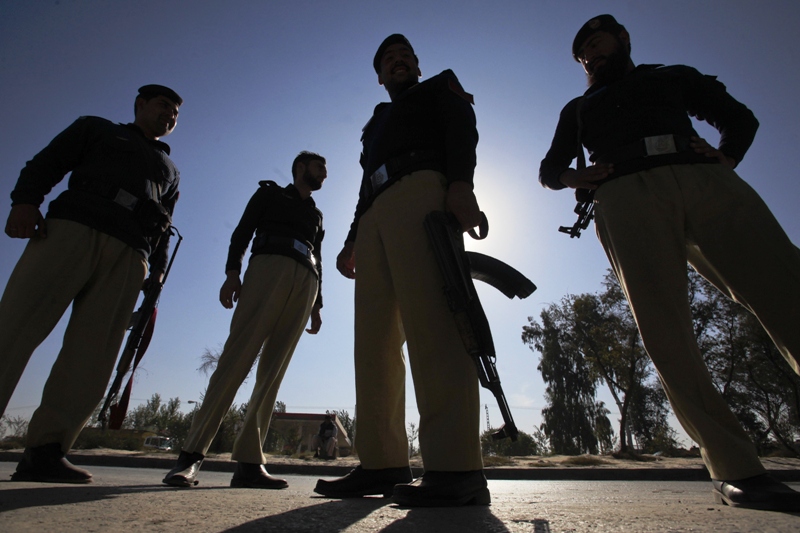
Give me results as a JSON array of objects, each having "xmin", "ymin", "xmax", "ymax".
[
  {"xmin": 0, "ymin": 483, "xmax": 172, "ymax": 513},
  {"xmin": 221, "ymin": 497, "xmax": 390, "ymax": 532},
  {"xmin": 380, "ymin": 505, "xmax": 514, "ymax": 533},
  {"xmin": 220, "ymin": 497, "xmax": 535, "ymax": 533}
]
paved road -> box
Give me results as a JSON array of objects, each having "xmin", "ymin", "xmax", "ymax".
[{"xmin": 1, "ymin": 462, "xmax": 799, "ymax": 532}]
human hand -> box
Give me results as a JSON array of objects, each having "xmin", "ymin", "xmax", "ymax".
[
  {"xmin": 306, "ymin": 303, "xmax": 322, "ymax": 334},
  {"xmin": 5, "ymin": 204, "xmax": 46, "ymax": 239},
  {"xmin": 445, "ymin": 180, "xmax": 481, "ymax": 231},
  {"xmin": 219, "ymin": 272, "xmax": 242, "ymax": 309},
  {"xmin": 336, "ymin": 242, "xmax": 356, "ymax": 279},
  {"xmin": 690, "ymin": 136, "xmax": 736, "ymax": 168},
  {"xmin": 558, "ymin": 164, "xmax": 614, "ymax": 190}
]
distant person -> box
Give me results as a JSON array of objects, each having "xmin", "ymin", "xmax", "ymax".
[
  {"xmin": 0, "ymin": 85, "xmax": 183, "ymax": 483},
  {"xmin": 539, "ymin": 14, "xmax": 800, "ymax": 511},
  {"xmin": 314, "ymin": 34, "xmax": 488, "ymax": 507},
  {"xmin": 162, "ymin": 151, "xmax": 326, "ymax": 490},
  {"xmin": 311, "ymin": 414, "xmax": 338, "ymax": 459}
]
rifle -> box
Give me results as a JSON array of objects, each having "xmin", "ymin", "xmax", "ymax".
[
  {"xmin": 558, "ymin": 189, "xmax": 595, "ymax": 238},
  {"xmin": 98, "ymin": 226, "xmax": 183, "ymax": 429},
  {"xmin": 424, "ymin": 211, "xmax": 536, "ymax": 441}
]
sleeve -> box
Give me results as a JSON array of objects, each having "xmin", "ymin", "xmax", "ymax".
[
  {"xmin": 225, "ymin": 188, "xmax": 266, "ymax": 273},
  {"xmin": 313, "ymin": 223, "xmax": 324, "ymax": 309},
  {"xmin": 344, "ymin": 151, "xmax": 370, "ymax": 244},
  {"xmin": 539, "ymin": 98, "xmax": 583, "ymax": 190},
  {"xmin": 10, "ymin": 117, "xmax": 91, "ymax": 206},
  {"xmin": 438, "ymin": 72, "xmax": 478, "ymax": 186},
  {"xmin": 681, "ymin": 67, "xmax": 759, "ymax": 164},
  {"xmin": 148, "ymin": 178, "xmax": 180, "ymax": 273}
]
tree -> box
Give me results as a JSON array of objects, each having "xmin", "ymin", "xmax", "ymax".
[
  {"xmin": 406, "ymin": 422, "xmax": 420, "ymax": 457},
  {"xmin": 523, "ymin": 298, "xmax": 601, "ymax": 454},
  {"xmin": 1, "ymin": 415, "xmax": 29, "ymax": 440},
  {"xmin": 689, "ymin": 268, "xmax": 800, "ymax": 455},
  {"xmin": 208, "ymin": 402, "xmax": 248, "ymax": 454},
  {"xmin": 331, "ymin": 409, "xmax": 355, "ymax": 441},
  {"xmin": 198, "ymin": 344, "xmax": 260, "ymax": 380},
  {"xmin": 523, "ymin": 270, "xmax": 676, "ymax": 455}
]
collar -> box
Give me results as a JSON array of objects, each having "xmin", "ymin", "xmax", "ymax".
[
  {"xmin": 285, "ymin": 182, "xmax": 316, "ymax": 206},
  {"xmin": 123, "ymin": 123, "xmax": 172, "ymax": 155},
  {"xmin": 584, "ymin": 63, "xmax": 664, "ymax": 95}
]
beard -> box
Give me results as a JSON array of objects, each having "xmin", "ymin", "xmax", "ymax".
[
  {"xmin": 587, "ymin": 42, "xmax": 631, "ymax": 86},
  {"xmin": 302, "ymin": 169, "xmax": 323, "ymax": 191}
]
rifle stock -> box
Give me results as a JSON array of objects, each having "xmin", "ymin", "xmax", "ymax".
[{"xmin": 424, "ymin": 211, "xmax": 536, "ymax": 442}]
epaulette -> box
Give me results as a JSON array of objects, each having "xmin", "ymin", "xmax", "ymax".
[
  {"xmin": 258, "ymin": 180, "xmax": 280, "ymax": 189},
  {"xmin": 445, "ymin": 74, "xmax": 474, "ymax": 105}
]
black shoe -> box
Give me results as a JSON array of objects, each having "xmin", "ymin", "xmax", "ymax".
[
  {"xmin": 230, "ymin": 462, "xmax": 288, "ymax": 489},
  {"xmin": 163, "ymin": 450, "xmax": 204, "ymax": 487},
  {"xmin": 393, "ymin": 470, "xmax": 490, "ymax": 507},
  {"xmin": 314, "ymin": 464, "xmax": 413, "ymax": 498},
  {"xmin": 712, "ymin": 474, "xmax": 800, "ymax": 511},
  {"xmin": 10, "ymin": 443, "xmax": 92, "ymax": 484}
]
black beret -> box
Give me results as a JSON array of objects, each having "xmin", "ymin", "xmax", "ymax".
[
  {"xmin": 572, "ymin": 14, "xmax": 626, "ymax": 61},
  {"xmin": 137, "ymin": 84, "xmax": 183, "ymax": 106},
  {"xmin": 373, "ymin": 34, "xmax": 416, "ymax": 74}
]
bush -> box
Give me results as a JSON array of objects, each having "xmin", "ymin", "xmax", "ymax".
[{"xmin": 481, "ymin": 428, "xmax": 540, "ymax": 457}]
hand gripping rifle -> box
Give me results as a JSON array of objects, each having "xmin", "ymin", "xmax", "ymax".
[
  {"xmin": 424, "ymin": 211, "xmax": 536, "ymax": 441},
  {"xmin": 558, "ymin": 188, "xmax": 595, "ymax": 238},
  {"xmin": 98, "ymin": 226, "xmax": 183, "ymax": 429},
  {"xmin": 558, "ymin": 96, "xmax": 596, "ymax": 238}
]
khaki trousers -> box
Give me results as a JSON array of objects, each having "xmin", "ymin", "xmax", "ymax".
[
  {"xmin": 594, "ymin": 163, "xmax": 800, "ymax": 481},
  {"xmin": 182, "ymin": 254, "xmax": 317, "ymax": 464},
  {"xmin": 353, "ymin": 170, "xmax": 483, "ymax": 472},
  {"xmin": 0, "ymin": 219, "xmax": 147, "ymax": 452}
]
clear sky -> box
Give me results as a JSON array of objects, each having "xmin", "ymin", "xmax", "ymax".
[{"xmin": 2, "ymin": 0, "xmax": 799, "ymax": 448}]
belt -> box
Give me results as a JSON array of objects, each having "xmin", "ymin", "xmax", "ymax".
[
  {"xmin": 595, "ymin": 134, "xmax": 692, "ymax": 165},
  {"xmin": 72, "ymin": 177, "xmax": 143, "ymax": 211},
  {"xmin": 252, "ymin": 234, "xmax": 316, "ymax": 266},
  {"xmin": 367, "ymin": 150, "xmax": 445, "ymax": 198}
]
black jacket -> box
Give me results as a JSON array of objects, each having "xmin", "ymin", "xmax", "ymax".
[
  {"xmin": 539, "ymin": 64, "xmax": 759, "ymax": 190},
  {"xmin": 11, "ymin": 116, "xmax": 180, "ymax": 271},
  {"xmin": 226, "ymin": 181, "xmax": 324, "ymax": 307},
  {"xmin": 346, "ymin": 69, "xmax": 478, "ymax": 242}
]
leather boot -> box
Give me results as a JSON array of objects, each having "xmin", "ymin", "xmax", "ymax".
[
  {"xmin": 314, "ymin": 464, "xmax": 413, "ymax": 498},
  {"xmin": 230, "ymin": 462, "xmax": 288, "ymax": 489},
  {"xmin": 162, "ymin": 450, "xmax": 204, "ymax": 487},
  {"xmin": 10, "ymin": 443, "xmax": 92, "ymax": 484},
  {"xmin": 712, "ymin": 474, "xmax": 800, "ymax": 511},
  {"xmin": 392, "ymin": 470, "xmax": 490, "ymax": 507}
]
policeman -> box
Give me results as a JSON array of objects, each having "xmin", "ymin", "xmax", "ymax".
[
  {"xmin": 0, "ymin": 84, "xmax": 182, "ymax": 483},
  {"xmin": 163, "ymin": 151, "xmax": 326, "ymax": 489},
  {"xmin": 540, "ymin": 15, "xmax": 800, "ymax": 511},
  {"xmin": 314, "ymin": 34, "xmax": 488, "ymax": 507}
]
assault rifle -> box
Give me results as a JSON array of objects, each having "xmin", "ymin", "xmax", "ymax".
[
  {"xmin": 98, "ymin": 226, "xmax": 183, "ymax": 429},
  {"xmin": 559, "ymin": 189, "xmax": 595, "ymax": 238},
  {"xmin": 424, "ymin": 211, "xmax": 536, "ymax": 441}
]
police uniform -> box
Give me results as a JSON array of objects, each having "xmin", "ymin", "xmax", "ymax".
[
  {"xmin": 180, "ymin": 180, "xmax": 322, "ymax": 465},
  {"xmin": 347, "ymin": 68, "xmax": 483, "ymax": 473},
  {"xmin": 0, "ymin": 110, "xmax": 180, "ymax": 457},
  {"xmin": 540, "ymin": 25, "xmax": 800, "ymax": 482}
]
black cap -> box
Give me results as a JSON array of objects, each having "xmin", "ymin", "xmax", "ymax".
[
  {"xmin": 373, "ymin": 34, "xmax": 416, "ymax": 74},
  {"xmin": 137, "ymin": 84, "xmax": 183, "ymax": 106},
  {"xmin": 572, "ymin": 14, "xmax": 626, "ymax": 61}
]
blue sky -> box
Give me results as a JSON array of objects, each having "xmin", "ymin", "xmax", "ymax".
[{"xmin": 2, "ymin": 0, "xmax": 799, "ymax": 448}]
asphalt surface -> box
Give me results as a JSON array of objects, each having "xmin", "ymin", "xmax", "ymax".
[{"xmin": 1, "ymin": 460, "xmax": 800, "ymax": 532}]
